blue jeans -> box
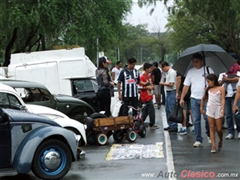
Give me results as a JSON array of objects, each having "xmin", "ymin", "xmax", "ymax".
[
  {"xmin": 141, "ymin": 100, "xmax": 155, "ymax": 127},
  {"xmin": 191, "ymin": 98, "xmax": 209, "ymax": 143},
  {"xmin": 165, "ymin": 90, "xmax": 177, "ymax": 129},
  {"xmin": 226, "ymin": 97, "xmax": 240, "ymax": 135}
]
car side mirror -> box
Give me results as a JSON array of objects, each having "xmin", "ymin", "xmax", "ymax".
[{"xmin": 20, "ymin": 105, "xmax": 27, "ymax": 111}]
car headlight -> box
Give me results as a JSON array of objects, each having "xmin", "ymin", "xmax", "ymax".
[{"xmin": 84, "ymin": 124, "xmax": 87, "ymax": 130}]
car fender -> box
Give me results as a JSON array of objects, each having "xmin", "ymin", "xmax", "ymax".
[
  {"xmin": 57, "ymin": 118, "xmax": 87, "ymax": 145},
  {"xmin": 13, "ymin": 126, "xmax": 77, "ymax": 174}
]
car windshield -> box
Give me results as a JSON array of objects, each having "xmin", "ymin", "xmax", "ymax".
[
  {"xmin": 73, "ymin": 79, "xmax": 97, "ymax": 93},
  {"xmin": 15, "ymin": 87, "xmax": 51, "ymax": 102},
  {"xmin": 0, "ymin": 92, "xmax": 22, "ymax": 110}
]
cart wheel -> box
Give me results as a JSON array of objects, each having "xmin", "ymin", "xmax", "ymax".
[
  {"xmin": 126, "ymin": 130, "xmax": 137, "ymax": 142},
  {"xmin": 97, "ymin": 133, "xmax": 108, "ymax": 145},
  {"xmin": 138, "ymin": 125, "xmax": 146, "ymax": 138},
  {"xmin": 106, "ymin": 131, "xmax": 113, "ymax": 138},
  {"xmin": 113, "ymin": 130, "xmax": 124, "ymax": 142},
  {"xmin": 87, "ymin": 131, "xmax": 96, "ymax": 145}
]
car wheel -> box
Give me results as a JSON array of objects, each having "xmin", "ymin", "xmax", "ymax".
[
  {"xmin": 87, "ymin": 131, "xmax": 96, "ymax": 145},
  {"xmin": 138, "ymin": 125, "xmax": 146, "ymax": 138},
  {"xmin": 32, "ymin": 139, "xmax": 72, "ymax": 180},
  {"xmin": 97, "ymin": 133, "xmax": 108, "ymax": 145},
  {"xmin": 113, "ymin": 130, "xmax": 124, "ymax": 142},
  {"xmin": 126, "ymin": 130, "xmax": 137, "ymax": 143}
]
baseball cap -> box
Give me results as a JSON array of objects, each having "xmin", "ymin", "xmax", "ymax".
[{"xmin": 99, "ymin": 56, "xmax": 111, "ymax": 64}]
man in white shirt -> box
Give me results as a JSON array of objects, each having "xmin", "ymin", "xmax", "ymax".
[
  {"xmin": 111, "ymin": 61, "xmax": 122, "ymax": 82},
  {"xmin": 159, "ymin": 60, "xmax": 166, "ymax": 105},
  {"xmin": 180, "ymin": 53, "xmax": 214, "ymax": 147},
  {"xmin": 220, "ymin": 53, "xmax": 240, "ymax": 139},
  {"xmin": 160, "ymin": 61, "xmax": 178, "ymax": 132}
]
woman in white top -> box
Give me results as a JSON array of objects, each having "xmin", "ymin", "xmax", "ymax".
[{"xmin": 200, "ymin": 74, "xmax": 225, "ymax": 153}]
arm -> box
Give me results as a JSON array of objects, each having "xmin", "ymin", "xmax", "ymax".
[
  {"xmin": 200, "ymin": 94, "xmax": 207, "ymax": 114},
  {"xmin": 151, "ymin": 71, "xmax": 155, "ymax": 84},
  {"xmin": 102, "ymin": 70, "xmax": 111, "ymax": 86},
  {"xmin": 222, "ymin": 75, "xmax": 239, "ymax": 83},
  {"xmin": 117, "ymin": 82, "xmax": 122, "ymax": 100},
  {"xmin": 233, "ymin": 85, "xmax": 240, "ymax": 113},
  {"xmin": 111, "ymin": 71, "xmax": 115, "ymax": 81},
  {"xmin": 160, "ymin": 81, "xmax": 175, "ymax": 87},
  {"xmin": 220, "ymin": 86, "xmax": 225, "ymax": 117},
  {"xmin": 179, "ymin": 85, "xmax": 189, "ymax": 106},
  {"xmin": 175, "ymin": 75, "xmax": 182, "ymax": 99}
]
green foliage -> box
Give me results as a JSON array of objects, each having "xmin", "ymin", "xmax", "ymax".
[
  {"xmin": 0, "ymin": 0, "xmax": 132, "ymax": 64},
  {"xmin": 165, "ymin": 0, "xmax": 240, "ymax": 56}
]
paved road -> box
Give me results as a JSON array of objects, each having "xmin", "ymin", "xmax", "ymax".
[{"xmin": 1, "ymin": 106, "xmax": 240, "ymax": 180}]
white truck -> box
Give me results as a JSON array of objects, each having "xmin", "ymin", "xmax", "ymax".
[{"xmin": 1, "ymin": 48, "xmax": 121, "ymax": 117}]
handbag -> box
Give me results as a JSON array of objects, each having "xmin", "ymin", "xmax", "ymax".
[{"xmin": 169, "ymin": 100, "xmax": 183, "ymax": 123}]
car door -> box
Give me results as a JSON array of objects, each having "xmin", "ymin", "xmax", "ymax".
[
  {"xmin": 72, "ymin": 79, "xmax": 98, "ymax": 111},
  {"xmin": 0, "ymin": 109, "xmax": 11, "ymax": 168}
]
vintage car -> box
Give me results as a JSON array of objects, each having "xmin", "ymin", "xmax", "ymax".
[
  {"xmin": 72, "ymin": 77, "xmax": 123, "ymax": 117},
  {"xmin": 0, "ymin": 79, "xmax": 95, "ymax": 122},
  {"xmin": 0, "ymin": 83, "xmax": 87, "ymax": 146},
  {"xmin": 0, "ymin": 108, "xmax": 80, "ymax": 179}
]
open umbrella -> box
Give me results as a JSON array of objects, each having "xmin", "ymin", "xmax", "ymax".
[{"xmin": 172, "ymin": 44, "xmax": 235, "ymax": 76}]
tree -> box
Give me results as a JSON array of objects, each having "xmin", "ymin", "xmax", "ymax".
[{"xmin": 0, "ymin": 0, "xmax": 132, "ymax": 66}]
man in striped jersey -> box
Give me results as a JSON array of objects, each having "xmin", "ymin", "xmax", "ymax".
[{"xmin": 118, "ymin": 58, "xmax": 147, "ymax": 116}]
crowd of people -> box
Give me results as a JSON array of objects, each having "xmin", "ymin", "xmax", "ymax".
[{"xmin": 95, "ymin": 53, "xmax": 240, "ymax": 153}]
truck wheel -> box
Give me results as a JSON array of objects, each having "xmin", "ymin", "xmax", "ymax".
[
  {"xmin": 32, "ymin": 139, "xmax": 72, "ymax": 180},
  {"xmin": 126, "ymin": 130, "xmax": 137, "ymax": 143},
  {"xmin": 97, "ymin": 133, "xmax": 108, "ymax": 145},
  {"xmin": 138, "ymin": 125, "xmax": 146, "ymax": 138},
  {"xmin": 87, "ymin": 131, "xmax": 96, "ymax": 145},
  {"xmin": 113, "ymin": 130, "xmax": 124, "ymax": 142}
]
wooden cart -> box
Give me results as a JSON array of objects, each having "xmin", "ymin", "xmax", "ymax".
[{"xmin": 87, "ymin": 116, "xmax": 138, "ymax": 145}]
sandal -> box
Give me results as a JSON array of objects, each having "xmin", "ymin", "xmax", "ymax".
[{"xmin": 218, "ymin": 141, "xmax": 222, "ymax": 151}]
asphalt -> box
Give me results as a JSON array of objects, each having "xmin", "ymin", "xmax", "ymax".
[{"xmin": 1, "ymin": 106, "xmax": 240, "ymax": 180}]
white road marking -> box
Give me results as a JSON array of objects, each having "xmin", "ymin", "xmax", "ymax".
[{"xmin": 161, "ymin": 108, "xmax": 177, "ymax": 180}]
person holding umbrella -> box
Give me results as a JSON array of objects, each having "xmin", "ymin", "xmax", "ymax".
[{"xmin": 180, "ymin": 53, "xmax": 213, "ymax": 147}]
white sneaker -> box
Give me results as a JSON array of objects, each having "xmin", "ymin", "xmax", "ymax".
[
  {"xmin": 207, "ymin": 137, "xmax": 212, "ymax": 144},
  {"xmin": 238, "ymin": 132, "xmax": 240, "ymax": 139},
  {"xmin": 193, "ymin": 141, "xmax": 203, "ymax": 147},
  {"xmin": 225, "ymin": 134, "xmax": 234, "ymax": 139}
]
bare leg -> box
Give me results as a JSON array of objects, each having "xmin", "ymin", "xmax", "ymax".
[
  {"xmin": 208, "ymin": 116, "xmax": 216, "ymax": 148},
  {"xmin": 215, "ymin": 117, "xmax": 223, "ymax": 149},
  {"xmin": 155, "ymin": 94, "xmax": 160, "ymax": 105},
  {"xmin": 182, "ymin": 109, "xmax": 187, "ymax": 127}
]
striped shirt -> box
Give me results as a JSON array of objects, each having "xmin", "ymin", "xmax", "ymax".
[{"xmin": 118, "ymin": 68, "xmax": 140, "ymax": 98}]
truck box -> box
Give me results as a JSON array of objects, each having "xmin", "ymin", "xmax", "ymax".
[{"xmin": 5, "ymin": 48, "xmax": 97, "ymax": 95}]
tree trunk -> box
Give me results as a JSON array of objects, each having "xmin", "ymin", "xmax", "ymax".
[{"xmin": 4, "ymin": 28, "xmax": 18, "ymax": 67}]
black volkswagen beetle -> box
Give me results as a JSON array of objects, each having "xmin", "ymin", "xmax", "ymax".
[{"xmin": 0, "ymin": 108, "xmax": 80, "ymax": 179}]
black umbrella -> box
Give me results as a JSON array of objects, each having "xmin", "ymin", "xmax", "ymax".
[{"xmin": 173, "ymin": 44, "xmax": 235, "ymax": 76}]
